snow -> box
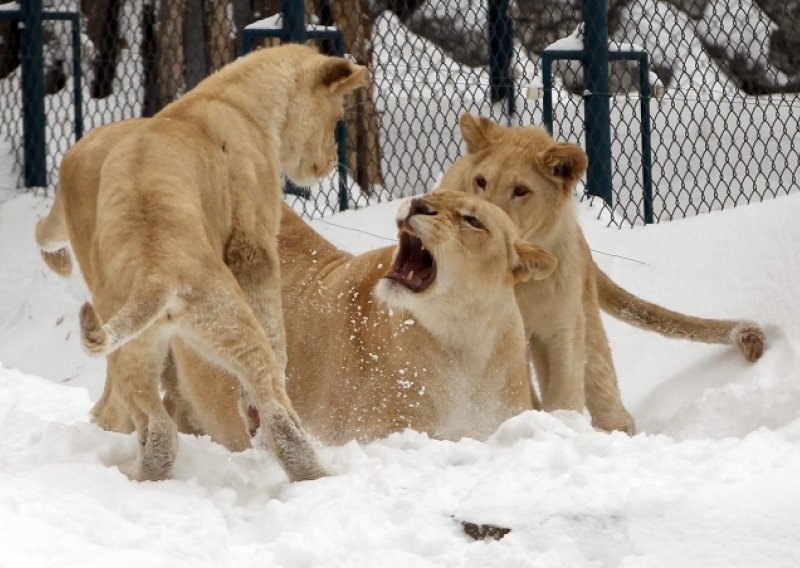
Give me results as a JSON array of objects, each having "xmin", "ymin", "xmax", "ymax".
[
  {"xmin": 1, "ymin": 2, "xmax": 800, "ymax": 563},
  {"xmin": 2, "ymin": 118, "xmax": 800, "ymax": 564},
  {"xmin": 616, "ymin": 0, "xmax": 736, "ymax": 96},
  {"xmin": 245, "ymin": 13, "xmax": 335, "ymax": 32},
  {"xmin": 246, "ymin": 14, "xmax": 288, "ymax": 30},
  {"xmin": 695, "ymin": 0, "xmax": 790, "ymax": 89},
  {"xmin": 544, "ymin": 25, "xmax": 584, "ymax": 52}
]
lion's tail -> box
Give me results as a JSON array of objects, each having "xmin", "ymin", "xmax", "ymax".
[
  {"xmin": 596, "ymin": 266, "xmax": 765, "ymax": 362},
  {"xmin": 34, "ymin": 188, "xmax": 73, "ymax": 277},
  {"xmin": 80, "ymin": 276, "xmax": 175, "ymax": 356}
]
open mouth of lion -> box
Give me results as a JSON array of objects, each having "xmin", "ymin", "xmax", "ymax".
[{"xmin": 385, "ymin": 229, "xmax": 437, "ymax": 293}]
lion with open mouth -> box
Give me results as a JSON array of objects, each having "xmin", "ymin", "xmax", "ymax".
[
  {"xmin": 383, "ymin": 217, "xmax": 437, "ymax": 293},
  {"xmin": 165, "ymin": 191, "xmax": 557, "ymax": 446}
]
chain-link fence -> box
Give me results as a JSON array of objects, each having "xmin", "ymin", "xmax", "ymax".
[{"xmin": 1, "ymin": 0, "xmax": 798, "ymax": 225}]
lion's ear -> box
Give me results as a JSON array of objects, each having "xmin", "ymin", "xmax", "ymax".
[
  {"xmin": 513, "ymin": 241, "xmax": 558, "ymax": 282},
  {"xmin": 459, "ymin": 113, "xmax": 502, "ymax": 154},
  {"xmin": 538, "ymin": 142, "xmax": 588, "ymax": 188},
  {"xmin": 317, "ymin": 59, "xmax": 368, "ymax": 95}
]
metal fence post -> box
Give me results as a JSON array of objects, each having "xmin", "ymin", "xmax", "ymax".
[
  {"xmin": 20, "ymin": 0, "xmax": 46, "ymax": 187},
  {"xmin": 637, "ymin": 53, "xmax": 654, "ymax": 224},
  {"xmin": 488, "ymin": 0, "xmax": 514, "ymax": 115},
  {"xmin": 582, "ymin": 0, "xmax": 612, "ymax": 207},
  {"xmin": 281, "ymin": 0, "xmax": 305, "ymax": 43},
  {"xmin": 281, "ymin": 0, "xmax": 308, "ymax": 201},
  {"xmin": 332, "ymin": 32, "xmax": 348, "ymax": 212},
  {"xmin": 70, "ymin": 12, "xmax": 83, "ymax": 141}
]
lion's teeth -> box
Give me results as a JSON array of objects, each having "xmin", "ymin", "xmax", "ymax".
[{"xmin": 406, "ymin": 270, "xmax": 414, "ymax": 281}]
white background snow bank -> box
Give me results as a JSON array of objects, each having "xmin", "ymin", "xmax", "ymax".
[{"xmin": 2, "ymin": 138, "xmax": 799, "ymax": 564}]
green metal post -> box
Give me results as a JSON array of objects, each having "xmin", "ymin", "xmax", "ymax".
[
  {"xmin": 281, "ymin": 0, "xmax": 307, "ymax": 200},
  {"xmin": 21, "ymin": 0, "xmax": 46, "ymax": 187},
  {"xmin": 332, "ymin": 33, "xmax": 348, "ymax": 211},
  {"xmin": 638, "ymin": 53, "xmax": 654, "ymax": 224},
  {"xmin": 582, "ymin": 0, "xmax": 613, "ymax": 206},
  {"xmin": 281, "ymin": 0, "xmax": 305, "ymax": 43},
  {"xmin": 542, "ymin": 54, "xmax": 554, "ymax": 135},
  {"xmin": 70, "ymin": 13, "xmax": 83, "ymax": 141}
]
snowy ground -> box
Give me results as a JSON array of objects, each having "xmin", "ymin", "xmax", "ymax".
[{"xmin": 1, "ymin": 133, "xmax": 800, "ymax": 565}]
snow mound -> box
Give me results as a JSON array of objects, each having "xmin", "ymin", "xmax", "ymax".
[{"xmin": 1, "ymin": 172, "xmax": 800, "ymax": 565}]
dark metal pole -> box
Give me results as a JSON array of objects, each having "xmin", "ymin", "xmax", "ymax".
[
  {"xmin": 281, "ymin": 0, "xmax": 305, "ymax": 43},
  {"xmin": 542, "ymin": 53, "xmax": 554, "ymax": 135},
  {"xmin": 638, "ymin": 52, "xmax": 654, "ymax": 224},
  {"xmin": 70, "ymin": 13, "xmax": 83, "ymax": 141},
  {"xmin": 333, "ymin": 33, "xmax": 349, "ymax": 212},
  {"xmin": 281, "ymin": 0, "xmax": 308, "ymax": 201},
  {"xmin": 582, "ymin": 0, "xmax": 613, "ymax": 206},
  {"xmin": 21, "ymin": 0, "xmax": 47, "ymax": 187},
  {"xmin": 488, "ymin": 0, "xmax": 514, "ymax": 115}
]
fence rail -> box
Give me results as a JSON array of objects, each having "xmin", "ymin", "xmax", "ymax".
[{"xmin": 1, "ymin": 0, "xmax": 798, "ymax": 226}]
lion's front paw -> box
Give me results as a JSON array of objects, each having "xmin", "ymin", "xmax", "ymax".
[
  {"xmin": 593, "ymin": 409, "xmax": 636, "ymax": 436},
  {"xmin": 731, "ymin": 321, "xmax": 765, "ymax": 362}
]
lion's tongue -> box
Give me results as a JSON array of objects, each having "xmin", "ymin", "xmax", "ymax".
[{"xmin": 387, "ymin": 234, "xmax": 436, "ymax": 292}]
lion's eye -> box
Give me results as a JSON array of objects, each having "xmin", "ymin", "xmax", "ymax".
[
  {"xmin": 462, "ymin": 214, "xmax": 485, "ymax": 230},
  {"xmin": 512, "ymin": 185, "xmax": 530, "ymax": 197},
  {"xmin": 474, "ymin": 176, "xmax": 487, "ymax": 190}
]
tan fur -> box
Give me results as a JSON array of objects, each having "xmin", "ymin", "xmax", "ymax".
[
  {"xmin": 438, "ymin": 113, "xmax": 766, "ymax": 434},
  {"xmin": 34, "ymin": 44, "xmax": 367, "ymax": 481},
  {"xmin": 163, "ymin": 192, "xmax": 557, "ymax": 447},
  {"xmin": 596, "ymin": 270, "xmax": 765, "ymax": 362}
]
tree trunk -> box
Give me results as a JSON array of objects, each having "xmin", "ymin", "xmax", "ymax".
[
  {"xmin": 184, "ymin": 0, "xmax": 207, "ymax": 90},
  {"xmin": 251, "ymin": 0, "xmax": 281, "ymax": 21},
  {"xmin": 0, "ymin": 19, "xmax": 21, "ymax": 80},
  {"xmin": 142, "ymin": 2, "xmax": 159, "ymax": 116},
  {"xmin": 80, "ymin": 0, "xmax": 122, "ymax": 98},
  {"xmin": 205, "ymin": 0, "xmax": 235, "ymax": 72},
  {"xmin": 156, "ymin": 0, "xmax": 187, "ymax": 109}
]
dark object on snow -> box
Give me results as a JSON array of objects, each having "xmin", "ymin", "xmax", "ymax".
[{"xmin": 461, "ymin": 521, "xmax": 512, "ymax": 541}]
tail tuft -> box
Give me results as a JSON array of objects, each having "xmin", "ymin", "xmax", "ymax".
[
  {"xmin": 80, "ymin": 302, "xmax": 114, "ymax": 356},
  {"xmin": 41, "ymin": 248, "xmax": 72, "ymax": 277},
  {"xmin": 730, "ymin": 321, "xmax": 765, "ymax": 363}
]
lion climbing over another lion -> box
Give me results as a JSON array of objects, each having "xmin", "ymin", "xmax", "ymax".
[{"xmin": 34, "ymin": 44, "xmax": 367, "ymax": 481}]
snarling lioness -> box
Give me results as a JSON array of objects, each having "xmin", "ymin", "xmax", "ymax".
[
  {"xmin": 439, "ymin": 113, "xmax": 766, "ymax": 434},
  {"xmin": 34, "ymin": 44, "xmax": 367, "ymax": 481},
  {"xmin": 164, "ymin": 191, "xmax": 557, "ymax": 447}
]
